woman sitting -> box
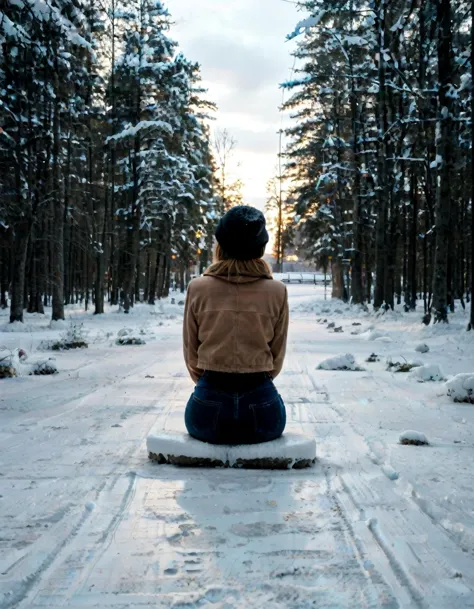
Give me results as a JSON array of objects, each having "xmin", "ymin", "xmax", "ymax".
[{"xmin": 183, "ymin": 205, "xmax": 289, "ymax": 445}]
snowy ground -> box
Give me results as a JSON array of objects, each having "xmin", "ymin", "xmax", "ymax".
[{"xmin": 1, "ymin": 285, "xmax": 474, "ymax": 608}]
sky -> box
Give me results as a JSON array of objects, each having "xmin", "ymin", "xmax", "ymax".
[{"xmin": 166, "ymin": 0, "xmax": 299, "ymax": 211}]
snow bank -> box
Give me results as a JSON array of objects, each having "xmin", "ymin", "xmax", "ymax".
[
  {"xmin": 399, "ymin": 430, "xmax": 429, "ymax": 446},
  {"xmin": 147, "ymin": 431, "xmax": 316, "ymax": 469},
  {"xmin": 415, "ymin": 343, "xmax": 430, "ymax": 353},
  {"xmin": 446, "ymin": 373, "xmax": 474, "ymax": 403},
  {"xmin": 382, "ymin": 464, "xmax": 400, "ymax": 481},
  {"xmin": 28, "ymin": 358, "xmax": 58, "ymax": 376},
  {"xmin": 317, "ymin": 353, "xmax": 364, "ymax": 371},
  {"xmin": 387, "ymin": 358, "xmax": 423, "ymax": 373},
  {"xmin": 362, "ymin": 329, "xmax": 391, "ymax": 342},
  {"xmin": 116, "ymin": 327, "xmax": 149, "ymax": 345},
  {"xmin": 50, "ymin": 319, "xmax": 68, "ymax": 330},
  {"xmin": 0, "ymin": 349, "xmax": 20, "ymax": 377},
  {"xmin": 0, "ymin": 321, "xmax": 35, "ymax": 333},
  {"xmin": 409, "ymin": 364, "xmax": 445, "ymax": 383}
]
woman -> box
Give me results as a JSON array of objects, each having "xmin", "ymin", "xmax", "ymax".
[{"xmin": 183, "ymin": 205, "xmax": 289, "ymax": 445}]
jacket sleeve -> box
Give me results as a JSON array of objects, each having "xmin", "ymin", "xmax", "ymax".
[
  {"xmin": 183, "ymin": 284, "xmax": 204, "ymax": 383},
  {"xmin": 270, "ymin": 286, "xmax": 289, "ymax": 379}
]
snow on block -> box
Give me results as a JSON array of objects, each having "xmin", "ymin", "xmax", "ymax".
[
  {"xmin": 399, "ymin": 430, "xmax": 429, "ymax": 446},
  {"xmin": 409, "ymin": 364, "xmax": 445, "ymax": 383},
  {"xmin": 147, "ymin": 432, "xmax": 316, "ymax": 470},
  {"xmin": 445, "ymin": 373, "xmax": 474, "ymax": 403},
  {"xmin": 317, "ymin": 353, "xmax": 364, "ymax": 371}
]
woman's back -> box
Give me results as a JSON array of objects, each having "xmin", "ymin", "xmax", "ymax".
[
  {"xmin": 184, "ymin": 271, "xmax": 288, "ymax": 381},
  {"xmin": 183, "ymin": 204, "xmax": 289, "ymax": 445}
]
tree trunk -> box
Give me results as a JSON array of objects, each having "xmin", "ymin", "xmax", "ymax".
[
  {"xmin": 0, "ymin": 245, "xmax": 9, "ymax": 309},
  {"xmin": 374, "ymin": 0, "xmax": 389, "ymax": 310},
  {"xmin": 469, "ymin": 0, "xmax": 474, "ymax": 329},
  {"xmin": 9, "ymin": 222, "xmax": 31, "ymax": 323},
  {"xmin": 163, "ymin": 256, "xmax": 172, "ymax": 298},
  {"xmin": 350, "ymin": 86, "xmax": 363, "ymax": 303},
  {"xmin": 407, "ymin": 174, "xmax": 418, "ymax": 310},
  {"xmin": 51, "ymin": 75, "xmax": 65, "ymax": 321},
  {"xmin": 431, "ymin": 0, "xmax": 454, "ymax": 323},
  {"xmin": 94, "ymin": 251, "xmax": 105, "ymax": 315},
  {"xmin": 331, "ymin": 260, "xmax": 345, "ymax": 299}
]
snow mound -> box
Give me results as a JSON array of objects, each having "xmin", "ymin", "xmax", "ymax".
[
  {"xmin": 446, "ymin": 373, "xmax": 474, "ymax": 403},
  {"xmin": 387, "ymin": 358, "xmax": 423, "ymax": 373},
  {"xmin": 116, "ymin": 327, "xmax": 149, "ymax": 345},
  {"xmin": 50, "ymin": 319, "xmax": 68, "ymax": 330},
  {"xmin": 116, "ymin": 336, "xmax": 146, "ymax": 346},
  {"xmin": 29, "ymin": 358, "xmax": 58, "ymax": 376},
  {"xmin": 415, "ymin": 343, "xmax": 430, "ymax": 354},
  {"xmin": 0, "ymin": 349, "xmax": 20, "ymax": 377},
  {"xmin": 317, "ymin": 353, "xmax": 364, "ymax": 371},
  {"xmin": 362, "ymin": 329, "xmax": 391, "ymax": 342},
  {"xmin": 382, "ymin": 464, "xmax": 399, "ymax": 481},
  {"xmin": 399, "ymin": 430, "xmax": 429, "ymax": 446},
  {"xmin": 117, "ymin": 328, "xmax": 134, "ymax": 338},
  {"xmin": 375, "ymin": 336, "xmax": 393, "ymax": 343},
  {"xmin": 147, "ymin": 432, "xmax": 316, "ymax": 470},
  {"xmin": 0, "ymin": 321, "xmax": 34, "ymax": 333},
  {"xmin": 409, "ymin": 364, "xmax": 445, "ymax": 383}
]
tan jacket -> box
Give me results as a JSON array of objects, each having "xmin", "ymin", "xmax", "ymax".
[{"xmin": 183, "ymin": 271, "xmax": 289, "ymax": 383}]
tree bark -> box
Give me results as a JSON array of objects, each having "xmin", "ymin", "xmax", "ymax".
[
  {"xmin": 51, "ymin": 72, "xmax": 65, "ymax": 321},
  {"xmin": 9, "ymin": 222, "xmax": 31, "ymax": 323},
  {"xmin": 431, "ymin": 0, "xmax": 454, "ymax": 323},
  {"xmin": 0, "ymin": 244, "xmax": 9, "ymax": 309},
  {"xmin": 470, "ymin": 0, "xmax": 474, "ymax": 329},
  {"xmin": 373, "ymin": 0, "xmax": 389, "ymax": 310},
  {"xmin": 331, "ymin": 260, "xmax": 345, "ymax": 299}
]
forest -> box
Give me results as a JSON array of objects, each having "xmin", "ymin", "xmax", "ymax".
[
  {"xmin": 0, "ymin": 0, "xmax": 224, "ymax": 323},
  {"xmin": 2, "ymin": 0, "xmax": 474, "ymax": 328},
  {"xmin": 283, "ymin": 0, "xmax": 474, "ymax": 328}
]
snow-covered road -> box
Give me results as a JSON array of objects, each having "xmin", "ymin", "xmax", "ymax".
[{"xmin": 1, "ymin": 287, "xmax": 474, "ymax": 608}]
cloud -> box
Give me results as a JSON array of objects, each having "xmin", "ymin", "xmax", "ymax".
[
  {"xmin": 166, "ymin": 0, "xmax": 298, "ymax": 209},
  {"xmin": 184, "ymin": 36, "xmax": 284, "ymax": 94}
]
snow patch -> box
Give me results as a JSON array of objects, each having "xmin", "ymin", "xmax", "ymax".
[
  {"xmin": 50, "ymin": 319, "xmax": 68, "ymax": 330},
  {"xmin": 382, "ymin": 464, "xmax": 400, "ymax": 481},
  {"xmin": 362, "ymin": 329, "xmax": 391, "ymax": 342},
  {"xmin": 0, "ymin": 349, "xmax": 21, "ymax": 377},
  {"xmin": 0, "ymin": 321, "xmax": 34, "ymax": 333},
  {"xmin": 399, "ymin": 430, "xmax": 429, "ymax": 446},
  {"xmin": 317, "ymin": 353, "xmax": 364, "ymax": 371},
  {"xmin": 409, "ymin": 364, "xmax": 445, "ymax": 383},
  {"xmin": 28, "ymin": 358, "xmax": 58, "ymax": 376},
  {"xmin": 375, "ymin": 336, "xmax": 393, "ymax": 343},
  {"xmin": 446, "ymin": 373, "xmax": 474, "ymax": 403},
  {"xmin": 415, "ymin": 343, "xmax": 430, "ymax": 353}
]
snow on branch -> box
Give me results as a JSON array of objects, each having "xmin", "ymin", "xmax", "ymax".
[
  {"xmin": 106, "ymin": 120, "xmax": 173, "ymax": 143},
  {"xmin": 287, "ymin": 12, "xmax": 326, "ymax": 41}
]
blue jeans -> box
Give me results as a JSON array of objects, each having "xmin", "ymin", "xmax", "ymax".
[{"xmin": 185, "ymin": 372, "xmax": 286, "ymax": 445}]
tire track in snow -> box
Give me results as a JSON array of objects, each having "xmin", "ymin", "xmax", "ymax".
[
  {"xmin": 323, "ymin": 466, "xmax": 402, "ymax": 609},
  {"xmin": 304, "ymin": 360, "xmax": 471, "ymax": 607},
  {"xmin": 1, "ymin": 501, "xmax": 95, "ymax": 609},
  {"xmin": 10, "ymin": 473, "xmax": 138, "ymax": 609}
]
